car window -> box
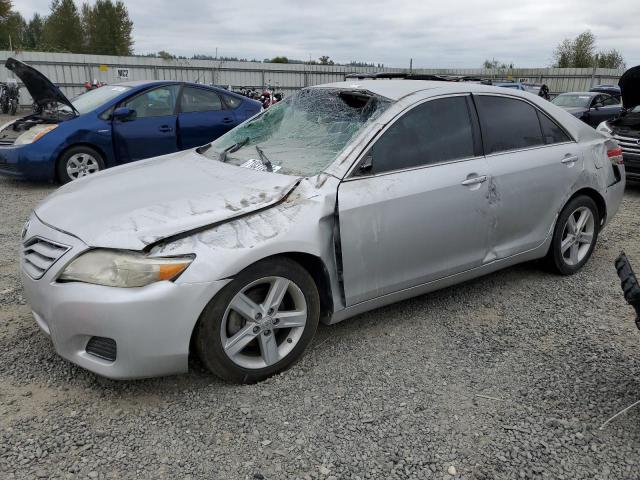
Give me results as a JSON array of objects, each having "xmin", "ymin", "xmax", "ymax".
[
  {"xmin": 537, "ymin": 111, "xmax": 571, "ymax": 145},
  {"xmin": 124, "ymin": 85, "xmax": 180, "ymax": 118},
  {"xmin": 181, "ymin": 87, "xmax": 223, "ymax": 113},
  {"xmin": 602, "ymin": 95, "xmax": 619, "ymax": 106},
  {"xmin": 370, "ymin": 96, "xmax": 475, "ymax": 174},
  {"xmin": 474, "ymin": 95, "xmax": 544, "ymax": 154},
  {"xmin": 591, "ymin": 95, "xmax": 604, "ymax": 107},
  {"xmin": 222, "ymin": 94, "xmax": 242, "ymax": 109}
]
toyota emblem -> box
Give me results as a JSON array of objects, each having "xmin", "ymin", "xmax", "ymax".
[{"xmin": 21, "ymin": 219, "xmax": 30, "ymax": 240}]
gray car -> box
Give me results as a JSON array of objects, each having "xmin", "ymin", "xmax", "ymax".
[{"xmin": 20, "ymin": 80, "xmax": 625, "ymax": 383}]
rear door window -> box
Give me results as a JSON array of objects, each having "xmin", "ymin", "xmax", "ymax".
[
  {"xmin": 180, "ymin": 87, "xmax": 223, "ymax": 113},
  {"xmin": 474, "ymin": 95, "xmax": 544, "ymax": 154},
  {"xmin": 537, "ymin": 111, "xmax": 572, "ymax": 145},
  {"xmin": 371, "ymin": 96, "xmax": 475, "ymax": 174}
]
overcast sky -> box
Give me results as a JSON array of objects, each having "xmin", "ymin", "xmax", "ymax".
[{"xmin": 15, "ymin": 0, "xmax": 640, "ymax": 68}]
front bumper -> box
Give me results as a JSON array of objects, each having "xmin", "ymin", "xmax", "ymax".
[
  {"xmin": 20, "ymin": 215, "xmax": 228, "ymax": 379},
  {"xmin": 0, "ymin": 143, "xmax": 56, "ymax": 180}
]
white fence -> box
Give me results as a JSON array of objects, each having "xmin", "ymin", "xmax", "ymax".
[{"xmin": 0, "ymin": 50, "xmax": 624, "ymax": 106}]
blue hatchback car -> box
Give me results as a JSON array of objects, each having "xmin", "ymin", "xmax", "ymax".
[{"xmin": 0, "ymin": 58, "xmax": 261, "ymax": 183}]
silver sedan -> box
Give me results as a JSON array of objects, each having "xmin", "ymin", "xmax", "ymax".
[{"xmin": 20, "ymin": 80, "xmax": 625, "ymax": 382}]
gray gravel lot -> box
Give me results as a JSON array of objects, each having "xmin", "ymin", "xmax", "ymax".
[{"xmin": 1, "ymin": 131, "xmax": 640, "ymax": 479}]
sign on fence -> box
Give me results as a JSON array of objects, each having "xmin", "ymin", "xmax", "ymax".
[{"xmin": 116, "ymin": 68, "xmax": 130, "ymax": 80}]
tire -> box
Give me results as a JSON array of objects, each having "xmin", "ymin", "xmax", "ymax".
[
  {"xmin": 195, "ymin": 257, "xmax": 320, "ymax": 383},
  {"xmin": 56, "ymin": 146, "xmax": 105, "ymax": 184},
  {"xmin": 1, "ymin": 102, "xmax": 7, "ymax": 114},
  {"xmin": 546, "ymin": 195, "xmax": 600, "ymax": 275},
  {"xmin": 9, "ymin": 100, "xmax": 17, "ymax": 115}
]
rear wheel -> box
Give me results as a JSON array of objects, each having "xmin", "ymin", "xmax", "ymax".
[
  {"xmin": 56, "ymin": 146, "xmax": 105, "ymax": 184},
  {"xmin": 195, "ymin": 258, "xmax": 320, "ymax": 383},
  {"xmin": 546, "ymin": 195, "xmax": 599, "ymax": 275},
  {"xmin": 9, "ymin": 100, "xmax": 17, "ymax": 115}
]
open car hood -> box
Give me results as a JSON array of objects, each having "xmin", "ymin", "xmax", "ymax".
[
  {"xmin": 5, "ymin": 57, "xmax": 77, "ymax": 113},
  {"xmin": 34, "ymin": 150, "xmax": 301, "ymax": 250},
  {"xmin": 619, "ymin": 65, "xmax": 640, "ymax": 110}
]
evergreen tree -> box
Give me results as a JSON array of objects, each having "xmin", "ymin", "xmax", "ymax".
[
  {"xmin": 42, "ymin": 0, "xmax": 84, "ymax": 52},
  {"xmin": 24, "ymin": 13, "xmax": 45, "ymax": 50},
  {"xmin": 82, "ymin": 0, "xmax": 133, "ymax": 55},
  {"xmin": 0, "ymin": 11, "xmax": 26, "ymax": 50},
  {"xmin": 0, "ymin": 0, "xmax": 11, "ymax": 19}
]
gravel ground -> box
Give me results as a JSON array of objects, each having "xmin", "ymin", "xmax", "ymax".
[{"xmin": 1, "ymin": 133, "xmax": 640, "ymax": 478}]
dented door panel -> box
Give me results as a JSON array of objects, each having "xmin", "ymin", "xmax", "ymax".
[{"xmin": 484, "ymin": 144, "xmax": 583, "ymax": 260}]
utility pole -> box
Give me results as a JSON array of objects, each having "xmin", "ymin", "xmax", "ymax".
[
  {"xmin": 409, "ymin": 58, "xmax": 413, "ymax": 73},
  {"xmin": 9, "ymin": 34, "xmax": 12, "ymax": 51}
]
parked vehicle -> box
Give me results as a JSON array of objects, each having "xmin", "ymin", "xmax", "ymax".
[
  {"xmin": 0, "ymin": 78, "xmax": 20, "ymax": 115},
  {"xmin": 20, "ymin": 80, "xmax": 624, "ymax": 382},
  {"xmin": 597, "ymin": 66, "xmax": 640, "ymax": 181},
  {"xmin": 551, "ymin": 92, "xmax": 622, "ymax": 127},
  {"xmin": 590, "ymin": 84, "xmax": 621, "ymax": 99},
  {"xmin": 494, "ymin": 82, "xmax": 526, "ymax": 91},
  {"xmin": 0, "ymin": 58, "xmax": 261, "ymax": 183}
]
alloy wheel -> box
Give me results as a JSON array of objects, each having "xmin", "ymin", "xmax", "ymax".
[
  {"xmin": 66, "ymin": 153, "xmax": 100, "ymax": 179},
  {"xmin": 221, "ymin": 276, "xmax": 308, "ymax": 369},
  {"xmin": 560, "ymin": 206, "xmax": 595, "ymax": 266}
]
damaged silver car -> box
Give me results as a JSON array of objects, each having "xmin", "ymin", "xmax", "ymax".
[{"xmin": 21, "ymin": 80, "xmax": 625, "ymax": 382}]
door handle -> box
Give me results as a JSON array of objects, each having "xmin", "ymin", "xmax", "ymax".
[
  {"xmin": 461, "ymin": 175, "xmax": 487, "ymax": 186},
  {"xmin": 158, "ymin": 125, "xmax": 173, "ymax": 133},
  {"xmin": 561, "ymin": 155, "xmax": 579, "ymax": 164},
  {"xmin": 222, "ymin": 117, "xmax": 234, "ymax": 124}
]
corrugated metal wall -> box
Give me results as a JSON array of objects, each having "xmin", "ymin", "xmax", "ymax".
[{"xmin": 0, "ymin": 50, "xmax": 624, "ymax": 106}]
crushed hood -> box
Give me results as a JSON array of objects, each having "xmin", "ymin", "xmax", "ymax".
[
  {"xmin": 35, "ymin": 150, "xmax": 301, "ymax": 250},
  {"xmin": 5, "ymin": 57, "xmax": 77, "ymax": 113},
  {"xmin": 619, "ymin": 65, "xmax": 640, "ymax": 110}
]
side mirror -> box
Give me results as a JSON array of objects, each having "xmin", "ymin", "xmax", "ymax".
[
  {"xmin": 591, "ymin": 102, "xmax": 603, "ymax": 110},
  {"xmin": 113, "ymin": 107, "xmax": 136, "ymax": 121}
]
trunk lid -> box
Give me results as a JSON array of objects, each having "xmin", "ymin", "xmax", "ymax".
[
  {"xmin": 5, "ymin": 57, "xmax": 78, "ymax": 114},
  {"xmin": 35, "ymin": 150, "xmax": 301, "ymax": 250}
]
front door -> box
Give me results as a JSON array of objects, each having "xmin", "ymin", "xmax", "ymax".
[
  {"xmin": 113, "ymin": 84, "xmax": 180, "ymax": 163},
  {"xmin": 473, "ymin": 94, "xmax": 584, "ymax": 259},
  {"xmin": 178, "ymin": 86, "xmax": 238, "ymax": 149},
  {"xmin": 337, "ymin": 95, "xmax": 491, "ymax": 306}
]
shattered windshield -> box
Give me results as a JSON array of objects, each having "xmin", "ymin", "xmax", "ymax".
[{"xmin": 203, "ymin": 88, "xmax": 392, "ymax": 176}]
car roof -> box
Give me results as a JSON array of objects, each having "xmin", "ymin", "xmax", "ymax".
[{"xmin": 313, "ymin": 79, "xmax": 538, "ymax": 101}]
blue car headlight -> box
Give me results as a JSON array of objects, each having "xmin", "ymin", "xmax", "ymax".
[{"xmin": 15, "ymin": 124, "xmax": 58, "ymax": 145}]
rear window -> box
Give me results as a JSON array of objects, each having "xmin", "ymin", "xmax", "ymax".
[
  {"xmin": 537, "ymin": 111, "xmax": 571, "ymax": 145},
  {"xmin": 475, "ymin": 96, "xmax": 544, "ymax": 154}
]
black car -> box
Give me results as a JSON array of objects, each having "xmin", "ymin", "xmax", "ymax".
[
  {"xmin": 590, "ymin": 84, "xmax": 621, "ymax": 99},
  {"xmin": 551, "ymin": 91, "xmax": 622, "ymax": 127},
  {"xmin": 597, "ymin": 66, "xmax": 640, "ymax": 181}
]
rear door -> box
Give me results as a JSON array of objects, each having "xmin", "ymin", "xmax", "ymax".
[
  {"xmin": 473, "ymin": 94, "xmax": 582, "ymax": 260},
  {"xmin": 178, "ymin": 86, "xmax": 237, "ymax": 149},
  {"xmin": 337, "ymin": 95, "xmax": 491, "ymax": 306},
  {"xmin": 113, "ymin": 84, "xmax": 180, "ymax": 163}
]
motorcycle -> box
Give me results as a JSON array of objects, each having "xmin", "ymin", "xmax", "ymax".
[
  {"xmin": 83, "ymin": 79, "xmax": 106, "ymax": 92},
  {"xmin": 615, "ymin": 252, "xmax": 640, "ymax": 330},
  {"xmin": 1, "ymin": 79, "xmax": 20, "ymax": 115}
]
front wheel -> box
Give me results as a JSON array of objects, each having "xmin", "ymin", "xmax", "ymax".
[
  {"xmin": 9, "ymin": 100, "xmax": 17, "ymax": 115},
  {"xmin": 195, "ymin": 258, "xmax": 320, "ymax": 383},
  {"xmin": 56, "ymin": 146, "xmax": 105, "ymax": 184},
  {"xmin": 546, "ymin": 195, "xmax": 600, "ymax": 275}
]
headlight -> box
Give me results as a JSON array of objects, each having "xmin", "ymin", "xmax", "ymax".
[
  {"xmin": 15, "ymin": 124, "xmax": 58, "ymax": 145},
  {"xmin": 58, "ymin": 249, "xmax": 194, "ymax": 288},
  {"xmin": 597, "ymin": 121, "xmax": 613, "ymax": 136}
]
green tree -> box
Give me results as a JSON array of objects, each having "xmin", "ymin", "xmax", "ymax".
[
  {"xmin": 42, "ymin": 0, "xmax": 84, "ymax": 52},
  {"xmin": 269, "ymin": 56, "xmax": 288, "ymax": 63},
  {"xmin": 552, "ymin": 30, "xmax": 624, "ymax": 69},
  {"xmin": 157, "ymin": 50, "xmax": 175, "ymax": 60},
  {"xmin": 597, "ymin": 49, "xmax": 626, "ymax": 69},
  {"xmin": 82, "ymin": 0, "xmax": 133, "ymax": 55},
  {"xmin": 318, "ymin": 55, "xmax": 334, "ymax": 65},
  {"xmin": 24, "ymin": 13, "xmax": 45, "ymax": 50},
  {"xmin": 0, "ymin": 0, "xmax": 11, "ymax": 19},
  {"xmin": 0, "ymin": 11, "xmax": 26, "ymax": 50}
]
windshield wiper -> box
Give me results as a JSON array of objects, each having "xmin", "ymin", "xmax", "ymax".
[
  {"xmin": 219, "ymin": 137, "xmax": 250, "ymax": 163},
  {"xmin": 255, "ymin": 145, "xmax": 273, "ymax": 172}
]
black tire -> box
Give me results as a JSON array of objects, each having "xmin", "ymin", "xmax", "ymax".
[
  {"xmin": 546, "ymin": 195, "xmax": 600, "ymax": 275},
  {"xmin": 1, "ymin": 102, "xmax": 7, "ymax": 114},
  {"xmin": 195, "ymin": 257, "xmax": 320, "ymax": 384},
  {"xmin": 9, "ymin": 100, "xmax": 17, "ymax": 115},
  {"xmin": 56, "ymin": 146, "xmax": 105, "ymax": 184}
]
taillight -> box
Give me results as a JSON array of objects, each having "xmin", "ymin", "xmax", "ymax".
[{"xmin": 608, "ymin": 146, "xmax": 624, "ymax": 165}]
